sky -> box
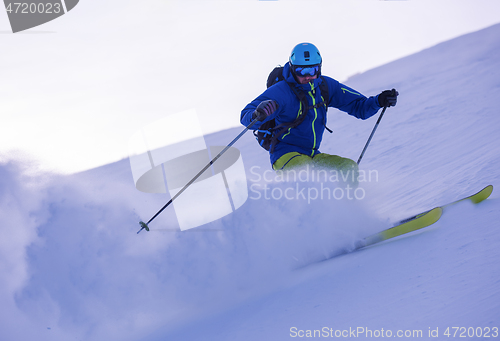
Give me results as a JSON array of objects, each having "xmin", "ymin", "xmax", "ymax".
[{"xmin": 1, "ymin": 0, "xmax": 500, "ymax": 174}]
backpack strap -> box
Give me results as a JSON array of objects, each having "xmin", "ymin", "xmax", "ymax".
[
  {"xmin": 268, "ymin": 81, "xmax": 315, "ymax": 153},
  {"xmin": 319, "ymin": 77, "xmax": 333, "ymax": 133},
  {"xmin": 268, "ymin": 77, "xmax": 332, "ymax": 152}
]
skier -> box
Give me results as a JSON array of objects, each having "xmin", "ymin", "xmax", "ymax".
[{"xmin": 240, "ymin": 43, "xmax": 398, "ymax": 176}]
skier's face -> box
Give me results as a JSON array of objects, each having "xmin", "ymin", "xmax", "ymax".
[
  {"xmin": 296, "ymin": 74, "xmax": 318, "ymax": 84},
  {"xmin": 292, "ymin": 64, "xmax": 320, "ymax": 84}
]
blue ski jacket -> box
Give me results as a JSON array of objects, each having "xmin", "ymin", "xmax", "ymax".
[{"xmin": 241, "ymin": 62, "xmax": 382, "ymax": 167}]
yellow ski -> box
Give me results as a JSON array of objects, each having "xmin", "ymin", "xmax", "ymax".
[
  {"xmin": 358, "ymin": 207, "xmax": 443, "ymax": 249},
  {"xmin": 357, "ymin": 185, "xmax": 493, "ymax": 249},
  {"xmin": 397, "ymin": 185, "xmax": 493, "ymax": 225}
]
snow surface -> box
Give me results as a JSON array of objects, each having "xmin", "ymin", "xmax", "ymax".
[{"xmin": 1, "ymin": 24, "xmax": 500, "ymax": 341}]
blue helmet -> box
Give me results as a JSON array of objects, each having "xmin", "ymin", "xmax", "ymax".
[{"xmin": 289, "ymin": 43, "xmax": 322, "ymax": 66}]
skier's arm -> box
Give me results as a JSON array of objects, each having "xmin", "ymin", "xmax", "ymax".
[
  {"xmin": 324, "ymin": 77, "xmax": 381, "ymax": 120},
  {"xmin": 241, "ymin": 97, "xmax": 274, "ymax": 128},
  {"xmin": 241, "ymin": 88, "xmax": 286, "ymax": 128}
]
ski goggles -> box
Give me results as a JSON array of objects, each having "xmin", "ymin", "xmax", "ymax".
[{"xmin": 292, "ymin": 65, "xmax": 320, "ymax": 77}]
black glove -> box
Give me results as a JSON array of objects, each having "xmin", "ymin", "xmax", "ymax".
[
  {"xmin": 378, "ymin": 89, "xmax": 399, "ymax": 107},
  {"xmin": 252, "ymin": 100, "xmax": 278, "ymax": 121}
]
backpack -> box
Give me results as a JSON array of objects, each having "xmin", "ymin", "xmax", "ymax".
[{"xmin": 254, "ymin": 66, "xmax": 331, "ymax": 152}]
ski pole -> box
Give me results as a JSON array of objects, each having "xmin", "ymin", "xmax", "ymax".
[
  {"xmin": 137, "ymin": 116, "xmax": 261, "ymax": 233},
  {"xmin": 356, "ymin": 106, "xmax": 387, "ymax": 165}
]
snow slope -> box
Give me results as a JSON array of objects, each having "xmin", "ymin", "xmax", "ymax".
[{"xmin": 1, "ymin": 24, "xmax": 500, "ymax": 341}]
